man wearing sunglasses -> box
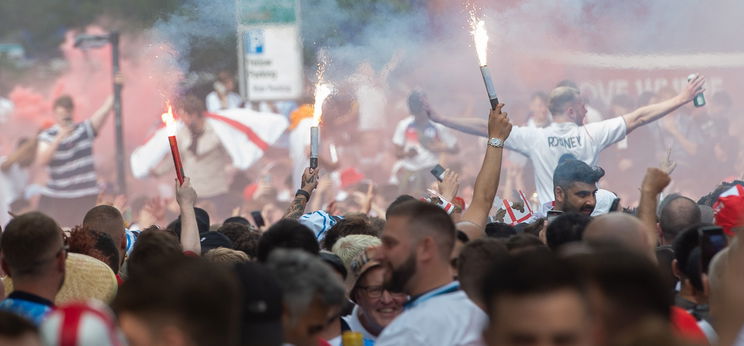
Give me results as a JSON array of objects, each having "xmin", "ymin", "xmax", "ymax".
[{"xmin": 0, "ymin": 212, "xmax": 67, "ymax": 325}]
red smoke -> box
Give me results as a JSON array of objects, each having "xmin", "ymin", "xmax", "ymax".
[{"xmin": 7, "ymin": 26, "xmax": 182, "ymax": 192}]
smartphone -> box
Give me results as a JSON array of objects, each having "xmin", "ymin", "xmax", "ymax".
[
  {"xmin": 547, "ymin": 210, "xmax": 563, "ymax": 223},
  {"xmin": 610, "ymin": 198, "xmax": 621, "ymax": 212},
  {"xmin": 699, "ymin": 226, "xmax": 727, "ymax": 273},
  {"xmin": 250, "ymin": 211, "xmax": 266, "ymax": 228},
  {"xmin": 430, "ymin": 164, "xmax": 446, "ymax": 182}
]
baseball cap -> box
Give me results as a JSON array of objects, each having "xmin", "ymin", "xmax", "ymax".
[
  {"xmin": 200, "ymin": 232, "xmax": 234, "ymax": 254},
  {"xmin": 713, "ymin": 184, "xmax": 744, "ymax": 235},
  {"xmin": 233, "ymin": 262, "xmax": 284, "ymax": 346},
  {"xmin": 169, "ymin": 207, "xmax": 211, "ymax": 237},
  {"xmin": 346, "ymin": 246, "xmax": 382, "ymax": 303}
]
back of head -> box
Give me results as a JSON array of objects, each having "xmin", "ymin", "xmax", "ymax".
[
  {"xmin": 83, "ymin": 205, "xmax": 125, "ymax": 249},
  {"xmin": 386, "ymin": 200, "xmax": 456, "ymax": 260},
  {"xmin": 322, "ymin": 217, "xmax": 377, "ymax": 251},
  {"xmin": 112, "ymin": 256, "xmax": 239, "ymax": 346},
  {"xmin": 233, "ymin": 230, "xmax": 262, "ymax": 260},
  {"xmin": 257, "ymin": 219, "xmax": 319, "ymax": 263},
  {"xmin": 553, "ymin": 158, "xmax": 605, "ymax": 191},
  {"xmin": 505, "ymin": 233, "xmax": 546, "ymax": 253},
  {"xmin": 481, "ymin": 251, "xmax": 583, "ymax": 317},
  {"xmin": 233, "ymin": 262, "xmax": 284, "ymax": 346},
  {"xmin": 548, "ymin": 86, "xmax": 581, "ymax": 115},
  {"xmin": 217, "ymin": 222, "xmax": 253, "ymax": 244},
  {"xmin": 266, "ymin": 249, "xmax": 345, "ymax": 326},
  {"xmin": 660, "ymin": 196, "xmax": 701, "ymax": 244},
  {"xmin": 546, "ymin": 213, "xmax": 591, "ymax": 251},
  {"xmin": 68, "ymin": 226, "xmax": 120, "ymax": 273},
  {"xmin": 485, "ymin": 222, "xmax": 516, "ymax": 239},
  {"xmin": 457, "ymin": 238, "xmax": 509, "ymax": 305},
  {"xmin": 672, "ymin": 224, "xmax": 706, "ymax": 291},
  {"xmin": 1, "ymin": 212, "xmax": 63, "ymax": 278},
  {"xmin": 583, "ymin": 213, "xmax": 648, "ymax": 254},
  {"xmin": 204, "ymin": 247, "xmax": 250, "ymax": 266},
  {"xmin": 386, "ymin": 194, "xmax": 415, "ymax": 219},
  {"xmin": 567, "ymin": 250, "xmax": 671, "ymax": 337},
  {"xmin": 126, "ymin": 227, "xmax": 182, "ymax": 278}
]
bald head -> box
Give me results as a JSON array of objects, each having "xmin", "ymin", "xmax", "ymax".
[
  {"xmin": 83, "ymin": 205, "xmax": 125, "ymax": 269},
  {"xmin": 583, "ymin": 213, "xmax": 649, "ymax": 254},
  {"xmin": 659, "ymin": 196, "xmax": 701, "ymax": 244}
]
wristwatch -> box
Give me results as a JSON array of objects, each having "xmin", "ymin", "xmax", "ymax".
[{"xmin": 488, "ymin": 137, "xmax": 504, "ymax": 148}]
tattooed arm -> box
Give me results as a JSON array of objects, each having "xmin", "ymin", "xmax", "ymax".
[{"xmin": 284, "ymin": 167, "xmax": 320, "ymax": 219}]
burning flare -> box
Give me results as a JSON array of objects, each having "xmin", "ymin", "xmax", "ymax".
[
  {"xmin": 161, "ymin": 102, "xmax": 176, "ymax": 132},
  {"xmin": 470, "ymin": 15, "xmax": 489, "ymax": 66},
  {"xmin": 312, "ymin": 83, "xmax": 333, "ymax": 125}
]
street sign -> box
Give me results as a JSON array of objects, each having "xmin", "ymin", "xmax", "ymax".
[{"xmin": 237, "ymin": 0, "xmax": 303, "ymax": 101}]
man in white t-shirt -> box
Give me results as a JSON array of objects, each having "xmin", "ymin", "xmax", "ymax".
[
  {"xmin": 430, "ymin": 76, "xmax": 706, "ymax": 204},
  {"xmin": 376, "ymin": 200, "xmax": 486, "ymax": 346},
  {"xmin": 205, "ymin": 71, "xmax": 242, "ymax": 112},
  {"xmin": 392, "ymin": 91, "xmax": 458, "ymax": 194}
]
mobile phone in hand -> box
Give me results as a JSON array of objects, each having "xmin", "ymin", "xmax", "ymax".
[
  {"xmin": 250, "ymin": 211, "xmax": 266, "ymax": 228},
  {"xmin": 430, "ymin": 164, "xmax": 446, "ymax": 182},
  {"xmin": 699, "ymin": 226, "xmax": 727, "ymax": 273}
]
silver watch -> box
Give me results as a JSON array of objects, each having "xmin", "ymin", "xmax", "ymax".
[{"xmin": 488, "ymin": 137, "xmax": 504, "ymax": 148}]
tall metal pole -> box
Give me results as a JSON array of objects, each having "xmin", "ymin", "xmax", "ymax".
[{"xmin": 110, "ymin": 32, "xmax": 127, "ymax": 195}]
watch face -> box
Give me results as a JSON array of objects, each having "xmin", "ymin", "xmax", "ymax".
[{"xmin": 489, "ymin": 138, "xmax": 502, "ymax": 147}]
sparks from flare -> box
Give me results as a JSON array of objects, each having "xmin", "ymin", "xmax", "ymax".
[
  {"xmin": 312, "ymin": 56, "xmax": 334, "ymax": 126},
  {"xmin": 469, "ymin": 11, "xmax": 489, "ymax": 66}
]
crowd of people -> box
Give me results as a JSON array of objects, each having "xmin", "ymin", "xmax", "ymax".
[{"xmin": 1, "ymin": 65, "xmax": 744, "ymax": 346}]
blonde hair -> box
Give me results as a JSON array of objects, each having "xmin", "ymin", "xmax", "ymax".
[
  {"xmin": 204, "ymin": 247, "xmax": 250, "ymax": 265},
  {"xmin": 332, "ymin": 235, "xmax": 381, "ymax": 271},
  {"xmin": 548, "ymin": 86, "xmax": 581, "ymax": 116}
]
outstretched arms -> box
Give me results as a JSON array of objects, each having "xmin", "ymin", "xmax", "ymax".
[{"xmin": 622, "ymin": 75, "xmax": 705, "ymax": 134}]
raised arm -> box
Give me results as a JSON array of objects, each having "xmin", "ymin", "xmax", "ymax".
[
  {"xmin": 460, "ymin": 104, "xmax": 512, "ymax": 240},
  {"xmin": 284, "ymin": 167, "xmax": 319, "ymax": 219},
  {"xmin": 637, "ymin": 168, "xmax": 671, "ymax": 259},
  {"xmin": 89, "ymin": 95, "xmax": 114, "ymax": 135},
  {"xmin": 175, "ymin": 177, "xmax": 201, "ymax": 255},
  {"xmin": 622, "ymin": 75, "xmax": 705, "ymax": 134},
  {"xmin": 89, "ymin": 73, "xmax": 123, "ymax": 134},
  {"xmin": 428, "ymin": 110, "xmax": 488, "ymax": 137}
]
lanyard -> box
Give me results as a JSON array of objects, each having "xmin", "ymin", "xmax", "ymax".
[{"xmin": 404, "ymin": 281, "xmax": 460, "ymax": 310}]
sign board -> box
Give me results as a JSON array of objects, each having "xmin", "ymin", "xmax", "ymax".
[{"xmin": 236, "ymin": 0, "xmax": 303, "ymax": 101}]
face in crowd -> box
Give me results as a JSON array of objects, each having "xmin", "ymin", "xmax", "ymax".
[
  {"xmin": 556, "ymin": 182, "xmax": 597, "ymax": 216},
  {"xmin": 483, "ymin": 288, "xmax": 592, "ymax": 346},
  {"xmin": 352, "ymin": 266, "xmax": 406, "ymax": 331},
  {"xmin": 379, "ymin": 215, "xmax": 419, "ymax": 294}
]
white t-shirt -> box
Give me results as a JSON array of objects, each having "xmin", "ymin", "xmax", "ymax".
[
  {"xmin": 505, "ymin": 117, "xmax": 627, "ymax": 204},
  {"xmin": 342, "ymin": 305, "xmax": 378, "ymax": 341},
  {"xmin": 392, "ymin": 117, "xmax": 457, "ymax": 171},
  {"xmin": 205, "ymin": 91, "xmax": 242, "ymax": 112},
  {"xmin": 0, "ymin": 157, "xmax": 29, "ymax": 227},
  {"xmin": 376, "ymin": 283, "xmax": 486, "ymax": 346}
]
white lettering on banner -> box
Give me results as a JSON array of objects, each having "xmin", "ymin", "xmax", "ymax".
[
  {"xmin": 580, "ymin": 77, "xmax": 723, "ymax": 106},
  {"xmin": 242, "ymin": 25, "xmax": 303, "ymax": 101}
]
